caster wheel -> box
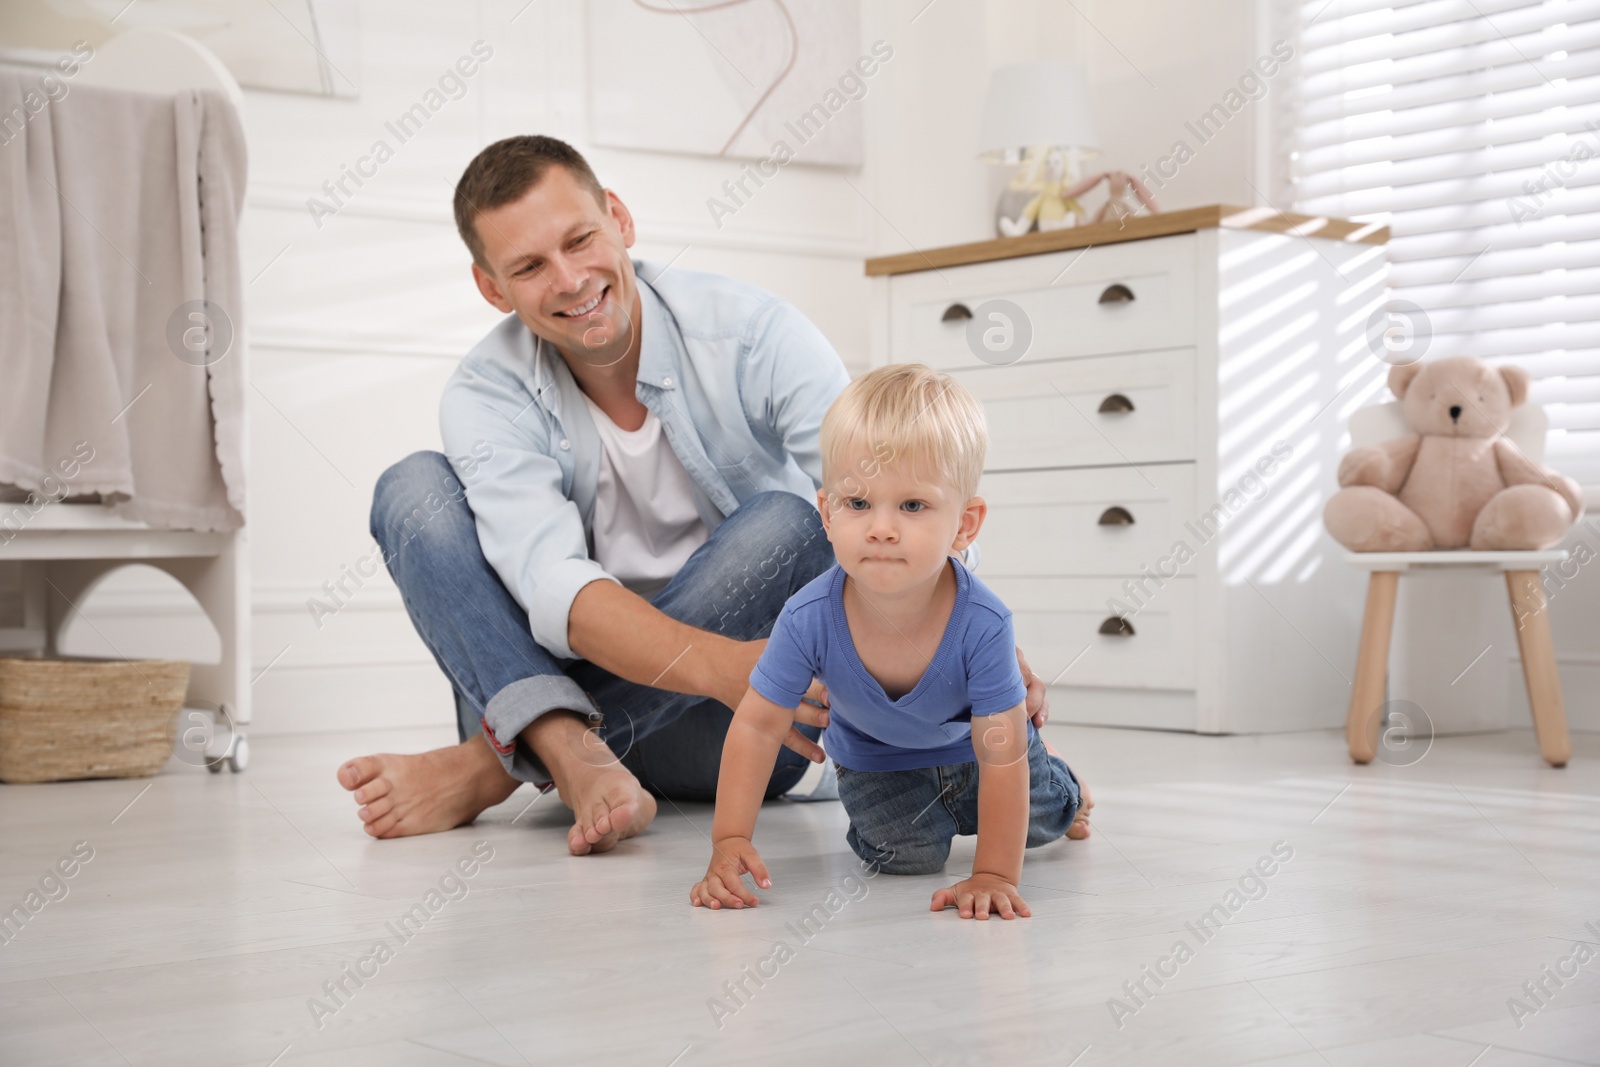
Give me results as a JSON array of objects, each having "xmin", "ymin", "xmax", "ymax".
[
  {"xmin": 228, "ymin": 735, "xmax": 250, "ymax": 773},
  {"xmin": 207, "ymin": 760, "xmax": 223, "ymax": 774}
]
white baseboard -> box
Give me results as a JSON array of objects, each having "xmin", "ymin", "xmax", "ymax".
[
  {"xmin": 248, "ymin": 660, "xmax": 455, "ymax": 736},
  {"xmin": 46, "ymin": 576, "xmax": 453, "ymax": 735},
  {"xmin": 38, "ymin": 581, "xmax": 1600, "ymax": 738}
]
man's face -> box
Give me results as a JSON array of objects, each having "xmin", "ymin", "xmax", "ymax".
[{"xmin": 469, "ymin": 165, "xmax": 639, "ymax": 368}]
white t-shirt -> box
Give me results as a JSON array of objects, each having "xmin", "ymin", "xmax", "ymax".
[{"xmin": 580, "ymin": 390, "xmax": 710, "ymax": 600}]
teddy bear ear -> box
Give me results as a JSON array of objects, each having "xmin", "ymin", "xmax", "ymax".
[
  {"xmin": 1499, "ymin": 364, "xmax": 1530, "ymax": 407},
  {"xmin": 1388, "ymin": 362, "xmax": 1424, "ymax": 399}
]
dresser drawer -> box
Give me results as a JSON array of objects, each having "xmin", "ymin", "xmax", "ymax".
[
  {"xmin": 954, "ymin": 349, "xmax": 1196, "ymax": 469},
  {"xmin": 985, "ymin": 576, "xmax": 1196, "ymax": 691},
  {"xmin": 978, "ymin": 464, "xmax": 1198, "ymax": 577},
  {"xmin": 887, "ymin": 233, "xmax": 1196, "ymax": 370}
]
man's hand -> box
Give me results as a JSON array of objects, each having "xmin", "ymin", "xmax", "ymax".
[
  {"xmin": 1017, "ymin": 646, "xmax": 1049, "ymax": 729},
  {"xmin": 786, "ymin": 679, "xmax": 830, "ymax": 761},
  {"xmin": 691, "ymin": 836, "xmax": 770, "ymax": 910},
  {"xmin": 930, "ymin": 872, "xmax": 1032, "ymax": 920}
]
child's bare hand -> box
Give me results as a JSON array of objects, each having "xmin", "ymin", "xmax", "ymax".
[
  {"xmin": 930, "ymin": 873, "xmax": 1032, "ymax": 920},
  {"xmin": 690, "ymin": 837, "xmax": 770, "ymax": 910}
]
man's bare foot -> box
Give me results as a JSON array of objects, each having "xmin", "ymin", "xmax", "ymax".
[
  {"xmin": 523, "ymin": 710, "xmax": 658, "ymax": 855},
  {"xmin": 556, "ymin": 764, "xmax": 658, "ymax": 856},
  {"xmin": 338, "ymin": 734, "xmax": 520, "ymax": 839},
  {"xmin": 1068, "ymin": 781, "xmax": 1094, "ymax": 840}
]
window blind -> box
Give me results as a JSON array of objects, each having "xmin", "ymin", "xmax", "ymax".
[{"xmin": 1284, "ymin": 0, "xmax": 1600, "ymax": 486}]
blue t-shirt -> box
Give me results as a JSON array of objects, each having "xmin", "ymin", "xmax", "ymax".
[{"xmin": 749, "ymin": 557, "xmax": 1032, "ymax": 771}]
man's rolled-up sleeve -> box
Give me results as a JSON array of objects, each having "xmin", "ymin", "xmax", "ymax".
[{"xmin": 440, "ymin": 370, "xmax": 618, "ymax": 662}]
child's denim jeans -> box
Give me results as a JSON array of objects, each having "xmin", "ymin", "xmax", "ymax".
[{"xmin": 834, "ymin": 732, "xmax": 1082, "ymax": 875}]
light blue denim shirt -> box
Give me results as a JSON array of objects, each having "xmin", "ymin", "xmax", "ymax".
[{"xmin": 438, "ymin": 259, "xmax": 852, "ymax": 660}]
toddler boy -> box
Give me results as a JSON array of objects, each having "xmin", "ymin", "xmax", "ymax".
[{"xmin": 689, "ymin": 364, "xmax": 1091, "ymax": 920}]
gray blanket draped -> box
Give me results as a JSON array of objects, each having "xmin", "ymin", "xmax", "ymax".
[{"xmin": 0, "ymin": 66, "xmax": 246, "ymax": 531}]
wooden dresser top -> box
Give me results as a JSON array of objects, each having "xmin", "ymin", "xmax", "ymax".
[{"xmin": 864, "ymin": 204, "xmax": 1388, "ymax": 277}]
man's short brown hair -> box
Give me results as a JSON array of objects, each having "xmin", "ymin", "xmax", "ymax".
[{"xmin": 452, "ymin": 135, "xmax": 607, "ymax": 271}]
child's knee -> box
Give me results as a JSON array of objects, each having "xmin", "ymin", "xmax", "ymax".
[
  {"xmin": 857, "ymin": 838, "xmax": 951, "ymax": 876},
  {"xmin": 878, "ymin": 849, "xmax": 950, "ymax": 875},
  {"xmin": 847, "ymin": 826, "xmax": 951, "ymax": 875}
]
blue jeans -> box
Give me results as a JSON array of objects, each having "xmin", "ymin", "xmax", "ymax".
[
  {"xmin": 834, "ymin": 732, "xmax": 1082, "ymax": 875},
  {"xmin": 369, "ymin": 451, "xmax": 833, "ymax": 801}
]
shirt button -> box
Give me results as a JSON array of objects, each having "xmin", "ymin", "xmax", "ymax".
[
  {"xmin": 559, "ymin": 439, "xmax": 570, "ymax": 450},
  {"xmin": 662, "ymin": 376, "xmax": 673, "ymax": 386}
]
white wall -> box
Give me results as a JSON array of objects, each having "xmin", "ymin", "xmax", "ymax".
[
  {"xmin": 13, "ymin": 0, "xmax": 1270, "ymax": 736},
  {"xmin": 15, "ymin": 0, "xmax": 1592, "ymax": 737}
]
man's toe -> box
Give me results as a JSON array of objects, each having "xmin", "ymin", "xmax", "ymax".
[
  {"xmin": 586, "ymin": 801, "xmax": 614, "ymax": 841},
  {"xmin": 607, "ymin": 798, "xmax": 639, "ymax": 837},
  {"xmin": 588, "ymin": 835, "xmax": 621, "ymax": 854},
  {"xmin": 338, "ymin": 756, "xmax": 381, "ymax": 790},
  {"xmin": 365, "ymin": 811, "xmax": 398, "ymax": 837},
  {"xmin": 358, "ymin": 796, "xmax": 394, "ymax": 824}
]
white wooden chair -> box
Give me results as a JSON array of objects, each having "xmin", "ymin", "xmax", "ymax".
[
  {"xmin": 0, "ymin": 29, "xmax": 251, "ymax": 771},
  {"xmin": 1342, "ymin": 401, "xmax": 1571, "ymax": 767}
]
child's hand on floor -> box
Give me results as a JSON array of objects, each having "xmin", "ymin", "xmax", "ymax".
[
  {"xmin": 931, "ymin": 872, "xmax": 1032, "ymax": 920},
  {"xmin": 690, "ymin": 837, "xmax": 770, "ymax": 910}
]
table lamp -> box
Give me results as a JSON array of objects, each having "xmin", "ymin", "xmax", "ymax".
[{"xmin": 978, "ymin": 60, "xmax": 1102, "ymax": 237}]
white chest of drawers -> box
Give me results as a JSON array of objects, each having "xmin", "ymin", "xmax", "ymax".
[{"xmin": 868, "ymin": 206, "xmax": 1390, "ymax": 733}]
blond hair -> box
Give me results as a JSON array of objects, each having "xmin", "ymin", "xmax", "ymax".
[{"xmin": 819, "ymin": 363, "xmax": 987, "ymax": 502}]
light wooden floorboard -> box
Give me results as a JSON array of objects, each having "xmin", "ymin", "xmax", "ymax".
[{"xmin": 1, "ymin": 724, "xmax": 1598, "ymax": 1066}]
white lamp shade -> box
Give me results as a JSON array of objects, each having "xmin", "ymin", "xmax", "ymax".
[{"xmin": 977, "ymin": 60, "xmax": 1100, "ymax": 160}]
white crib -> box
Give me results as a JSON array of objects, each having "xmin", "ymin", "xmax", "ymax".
[{"xmin": 0, "ymin": 29, "xmax": 252, "ymax": 771}]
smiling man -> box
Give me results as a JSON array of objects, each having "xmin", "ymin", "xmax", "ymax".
[{"xmin": 337, "ymin": 135, "xmax": 1051, "ymax": 853}]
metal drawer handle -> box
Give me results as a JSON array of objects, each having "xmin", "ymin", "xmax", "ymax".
[
  {"xmin": 1099, "ymin": 616, "xmax": 1136, "ymax": 636},
  {"xmin": 1098, "ymin": 393, "xmax": 1135, "ymax": 414},
  {"xmin": 1098, "ymin": 506, "xmax": 1135, "ymax": 526},
  {"xmin": 941, "ymin": 303, "xmax": 974, "ymax": 322},
  {"xmin": 1098, "ymin": 283, "xmax": 1136, "ymax": 304}
]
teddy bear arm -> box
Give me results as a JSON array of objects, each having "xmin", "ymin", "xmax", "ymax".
[
  {"xmin": 1378, "ymin": 435, "xmax": 1423, "ymax": 492},
  {"xmin": 1339, "ymin": 435, "xmax": 1420, "ymax": 492},
  {"xmin": 1492, "ymin": 437, "xmax": 1544, "ymax": 484},
  {"xmin": 1493, "ymin": 440, "xmax": 1585, "ymax": 518},
  {"xmin": 1336, "ymin": 447, "xmax": 1381, "ymax": 488}
]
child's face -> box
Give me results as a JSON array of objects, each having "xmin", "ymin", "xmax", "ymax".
[{"xmin": 816, "ymin": 451, "xmax": 985, "ymax": 597}]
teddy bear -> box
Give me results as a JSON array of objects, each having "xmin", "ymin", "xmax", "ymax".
[{"xmin": 1323, "ymin": 356, "xmax": 1585, "ymax": 552}]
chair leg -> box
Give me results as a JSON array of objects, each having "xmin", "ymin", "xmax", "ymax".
[
  {"xmin": 1504, "ymin": 571, "xmax": 1571, "ymax": 768},
  {"xmin": 158, "ymin": 531, "xmax": 251, "ymax": 728},
  {"xmin": 1347, "ymin": 571, "xmax": 1399, "ymax": 764}
]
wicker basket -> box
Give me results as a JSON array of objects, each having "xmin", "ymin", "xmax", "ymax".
[{"xmin": 0, "ymin": 656, "xmax": 190, "ymax": 783}]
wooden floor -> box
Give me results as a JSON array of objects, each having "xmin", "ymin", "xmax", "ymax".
[{"xmin": 2, "ymin": 723, "xmax": 1598, "ymax": 1067}]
